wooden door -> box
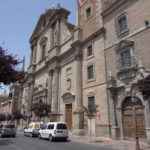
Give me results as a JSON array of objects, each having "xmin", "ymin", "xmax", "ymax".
[
  {"xmin": 122, "ymin": 98, "xmax": 146, "ymax": 139},
  {"xmin": 65, "ymin": 104, "xmax": 72, "ymax": 129}
]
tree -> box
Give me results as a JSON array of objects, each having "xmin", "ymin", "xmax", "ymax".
[{"xmin": 0, "ymin": 46, "xmax": 23, "ymax": 85}]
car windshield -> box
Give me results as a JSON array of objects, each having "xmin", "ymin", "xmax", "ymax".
[
  {"xmin": 56, "ymin": 124, "xmax": 67, "ymax": 129},
  {"xmin": 40, "ymin": 124, "xmax": 47, "ymax": 129}
]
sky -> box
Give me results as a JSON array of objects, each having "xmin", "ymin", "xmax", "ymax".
[{"xmin": 0, "ymin": 0, "xmax": 76, "ymax": 93}]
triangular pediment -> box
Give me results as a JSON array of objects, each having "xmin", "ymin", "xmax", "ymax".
[{"xmin": 30, "ymin": 7, "xmax": 70, "ymax": 42}]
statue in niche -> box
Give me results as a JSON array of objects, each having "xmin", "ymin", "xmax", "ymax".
[{"xmin": 66, "ymin": 78, "xmax": 71, "ymax": 91}]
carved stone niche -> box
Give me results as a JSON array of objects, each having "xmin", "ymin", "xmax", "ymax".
[
  {"xmin": 62, "ymin": 92, "xmax": 75, "ymax": 104},
  {"xmin": 66, "ymin": 78, "xmax": 71, "ymax": 91}
]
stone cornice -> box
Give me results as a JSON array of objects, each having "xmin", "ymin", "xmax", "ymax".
[
  {"xmin": 82, "ymin": 27, "xmax": 106, "ymax": 45},
  {"xmin": 101, "ymin": 0, "xmax": 137, "ymax": 17},
  {"xmin": 33, "ymin": 88, "xmax": 47, "ymax": 97}
]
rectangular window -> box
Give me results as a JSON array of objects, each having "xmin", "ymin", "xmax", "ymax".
[
  {"xmin": 86, "ymin": 7, "xmax": 91, "ymax": 19},
  {"xmin": 87, "ymin": 64, "xmax": 94, "ymax": 80},
  {"xmin": 117, "ymin": 14, "xmax": 128, "ymax": 34},
  {"xmin": 120, "ymin": 48, "xmax": 132, "ymax": 68},
  {"xmin": 88, "ymin": 96, "xmax": 96, "ymax": 114},
  {"xmin": 87, "ymin": 45, "xmax": 93, "ymax": 57}
]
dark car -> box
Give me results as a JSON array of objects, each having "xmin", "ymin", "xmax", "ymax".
[
  {"xmin": 0, "ymin": 124, "xmax": 3, "ymax": 134},
  {"xmin": 0, "ymin": 124, "xmax": 16, "ymax": 138}
]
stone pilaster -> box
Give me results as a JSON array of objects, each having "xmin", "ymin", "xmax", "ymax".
[
  {"xmin": 47, "ymin": 70, "xmax": 53, "ymax": 106},
  {"xmin": 51, "ymin": 67, "xmax": 60, "ymax": 114},
  {"xmin": 28, "ymin": 80, "xmax": 34, "ymax": 123},
  {"xmin": 111, "ymin": 92, "xmax": 120, "ymax": 139},
  {"xmin": 73, "ymin": 50, "xmax": 85, "ymax": 135},
  {"xmin": 145, "ymin": 100, "xmax": 150, "ymax": 143},
  {"xmin": 116, "ymin": 107, "xmax": 124, "ymax": 140}
]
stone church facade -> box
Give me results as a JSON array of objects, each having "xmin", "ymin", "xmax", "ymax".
[
  {"xmin": 23, "ymin": 0, "xmax": 150, "ymax": 141},
  {"xmin": 27, "ymin": 7, "xmax": 85, "ymax": 134}
]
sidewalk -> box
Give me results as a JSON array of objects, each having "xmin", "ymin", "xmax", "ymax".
[{"xmin": 69, "ymin": 134, "xmax": 150, "ymax": 150}]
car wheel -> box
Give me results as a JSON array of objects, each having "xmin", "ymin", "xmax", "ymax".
[
  {"xmin": 49, "ymin": 135, "xmax": 53, "ymax": 142},
  {"xmin": 31, "ymin": 133, "xmax": 34, "ymax": 137},
  {"xmin": 64, "ymin": 137, "xmax": 68, "ymax": 142},
  {"xmin": 12, "ymin": 134, "xmax": 16, "ymax": 138},
  {"xmin": 38, "ymin": 133, "xmax": 41, "ymax": 139}
]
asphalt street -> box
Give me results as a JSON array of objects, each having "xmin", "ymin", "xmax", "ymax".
[{"xmin": 0, "ymin": 133, "xmax": 114, "ymax": 150}]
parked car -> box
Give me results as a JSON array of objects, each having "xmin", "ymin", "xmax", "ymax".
[
  {"xmin": 0, "ymin": 124, "xmax": 16, "ymax": 138},
  {"xmin": 39, "ymin": 122, "xmax": 68, "ymax": 141},
  {"xmin": 0, "ymin": 124, "xmax": 3, "ymax": 134},
  {"xmin": 24, "ymin": 122, "xmax": 42, "ymax": 137}
]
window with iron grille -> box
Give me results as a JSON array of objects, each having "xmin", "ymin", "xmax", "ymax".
[
  {"xmin": 120, "ymin": 47, "xmax": 132, "ymax": 68},
  {"xmin": 87, "ymin": 64, "xmax": 94, "ymax": 80},
  {"xmin": 88, "ymin": 96, "xmax": 96, "ymax": 114},
  {"xmin": 117, "ymin": 13, "xmax": 128, "ymax": 35}
]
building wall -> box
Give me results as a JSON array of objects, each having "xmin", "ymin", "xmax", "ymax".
[
  {"xmin": 79, "ymin": 0, "xmax": 103, "ymax": 40},
  {"xmin": 103, "ymin": 0, "xmax": 150, "ymax": 140},
  {"xmin": 78, "ymin": 0, "xmax": 110, "ymax": 137},
  {"xmin": 82, "ymin": 35, "xmax": 109, "ymax": 136},
  {"xmin": 104, "ymin": 0, "xmax": 150, "ymax": 48}
]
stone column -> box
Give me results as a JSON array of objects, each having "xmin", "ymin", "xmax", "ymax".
[
  {"xmin": 73, "ymin": 51, "xmax": 84, "ymax": 135},
  {"xmin": 47, "ymin": 70, "xmax": 53, "ymax": 106},
  {"xmin": 145, "ymin": 100, "xmax": 150, "ymax": 143},
  {"xmin": 111, "ymin": 92, "xmax": 120, "ymax": 139},
  {"xmin": 51, "ymin": 67, "xmax": 60, "ymax": 114},
  {"xmin": 28, "ymin": 80, "xmax": 34, "ymax": 122},
  {"xmin": 117, "ymin": 107, "xmax": 124, "ymax": 139}
]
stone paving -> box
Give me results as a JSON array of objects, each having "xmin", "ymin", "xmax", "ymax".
[{"xmin": 69, "ymin": 135, "xmax": 150, "ymax": 150}]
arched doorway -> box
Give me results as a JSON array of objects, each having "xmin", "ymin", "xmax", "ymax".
[{"xmin": 122, "ymin": 97, "xmax": 146, "ymax": 139}]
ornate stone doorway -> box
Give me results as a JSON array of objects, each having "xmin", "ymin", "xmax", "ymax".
[
  {"xmin": 65, "ymin": 104, "xmax": 72, "ymax": 129},
  {"xmin": 122, "ymin": 97, "xmax": 146, "ymax": 139}
]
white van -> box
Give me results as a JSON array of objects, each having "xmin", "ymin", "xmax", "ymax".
[
  {"xmin": 24, "ymin": 122, "xmax": 42, "ymax": 137},
  {"xmin": 39, "ymin": 122, "xmax": 68, "ymax": 141}
]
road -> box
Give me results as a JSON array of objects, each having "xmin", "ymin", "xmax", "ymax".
[{"xmin": 0, "ymin": 133, "xmax": 113, "ymax": 150}]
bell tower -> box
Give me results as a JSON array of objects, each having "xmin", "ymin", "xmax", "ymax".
[{"xmin": 77, "ymin": 0, "xmax": 103, "ymax": 40}]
